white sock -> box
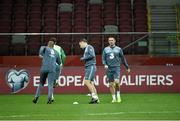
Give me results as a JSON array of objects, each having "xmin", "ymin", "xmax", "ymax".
[
  {"xmin": 92, "ymin": 93, "xmax": 98, "ymax": 100},
  {"xmin": 52, "ymin": 94, "xmax": 54, "ymax": 100},
  {"xmin": 112, "ymin": 94, "xmax": 116, "ymax": 100},
  {"xmin": 117, "ymin": 91, "xmax": 120, "ymax": 98}
]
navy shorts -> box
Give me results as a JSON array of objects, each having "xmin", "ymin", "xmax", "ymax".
[
  {"xmin": 40, "ymin": 70, "xmax": 56, "ymax": 86},
  {"xmin": 84, "ymin": 65, "xmax": 96, "ymax": 81},
  {"xmin": 106, "ymin": 67, "xmax": 120, "ymax": 82}
]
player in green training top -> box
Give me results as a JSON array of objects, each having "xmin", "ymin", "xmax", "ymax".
[
  {"xmin": 50, "ymin": 37, "xmax": 66, "ymax": 101},
  {"xmin": 102, "ymin": 37, "xmax": 130, "ymax": 103}
]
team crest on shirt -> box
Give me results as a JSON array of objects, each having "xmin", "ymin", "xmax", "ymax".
[
  {"xmin": 6, "ymin": 69, "xmax": 29, "ymax": 93},
  {"xmin": 49, "ymin": 49, "xmax": 55, "ymax": 57}
]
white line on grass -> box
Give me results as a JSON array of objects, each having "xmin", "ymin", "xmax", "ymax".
[
  {"xmin": 0, "ymin": 115, "xmax": 31, "ymax": 118},
  {"xmin": 0, "ymin": 111, "xmax": 180, "ymax": 118},
  {"xmin": 87, "ymin": 111, "xmax": 180, "ymax": 116}
]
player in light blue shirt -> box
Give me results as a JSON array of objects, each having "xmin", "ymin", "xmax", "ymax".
[
  {"xmin": 102, "ymin": 37, "xmax": 130, "ymax": 103},
  {"xmin": 79, "ymin": 38, "xmax": 99, "ymax": 104},
  {"xmin": 50, "ymin": 37, "xmax": 66, "ymax": 102},
  {"xmin": 33, "ymin": 41, "xmax": 60, "ymax": 104}
]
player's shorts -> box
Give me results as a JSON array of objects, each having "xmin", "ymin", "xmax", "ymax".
[
  {"xmin": 106, "ymin": 66, "xmax": 120, "ymax": 82},
  {"xmin": 84, "ymin": 65, "xmax": 96, "ymax": 81},
  {"xmin": 40, "ymin": 70, "xmax": 56, "ymax": 86}
]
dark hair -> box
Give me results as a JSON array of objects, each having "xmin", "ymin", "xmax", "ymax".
[
  {"xmin": 48, "ymin": 41, "xmax": 54, "ymax": 48},
  {"xmin": 79, "ymin": 38, "xmax": 88, "ymax": 43},
  {"xmin": 50, "ymin": 37, "xmax": 57, "ymax": 43}
]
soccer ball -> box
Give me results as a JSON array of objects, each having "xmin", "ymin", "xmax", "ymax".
[{"xmin": 73, "ymin": 102, "xmax": 79, "ymax": 104}]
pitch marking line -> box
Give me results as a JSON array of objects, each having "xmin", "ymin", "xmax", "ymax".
[
  {"xmin": 87, "ymin": 111, "xmax": 180, "ymax": 116},
  {"xmin": 0, "ymin": 111, "xmax": 180, "ymax": 118}
]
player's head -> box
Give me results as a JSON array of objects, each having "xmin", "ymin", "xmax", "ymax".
[
  {"xmin": 79, "ymin": 38, "xmax": 88, "ymax": 49},
  {"xmin": 108, "ymin": 37, "xmax": 116, "ymax": 47},
  {"xmin": 47, "ymin": 41, "xmax": 54, "ymax": 48},
  {"xmin": 50, "ymin": 37, "xmax": 57, "ymax": 44}
]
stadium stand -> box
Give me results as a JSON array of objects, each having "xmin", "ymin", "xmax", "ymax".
[
  {"xmin": 0, "ymin": 0, "xmax": 150, "ymax": 55},
  {"xmin": 148, "ymin": 5, "xmax": 178, "ymax": 55},
  {"xmin": 133, "ymin": 0, "xmax": 148, "ymax": 54}
]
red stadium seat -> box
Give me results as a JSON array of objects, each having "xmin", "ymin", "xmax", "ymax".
[
  {"xmin": 89, "ymin": 4, "xmax": 102, "ymax": 11},
  {"xmin": 46, "ymin": 0, "xmax": 57, "ymax": 3},
  {"xmin": 31, "ymin": 0, "xmax": 42, "ymax": 4},
  {"xmin": 59, "ymin": 0, "xmax": 72, "ymax": 3},
  {"xmin": 133, "ymin": 0, "xmax": 148, "ymax": 32},
  {"xmin": 44, "ymin": 27, "xmax": 57, "ymax": 33},
  {"xmin": 44, "ymin": 19, "xmax": 57, "ymax": 26},
  {"xmin": 89, "ymin": 27, "xmax": 102, "ymax": 32},
  {"xmin": 30, "ymin": 14, "xmax": 41, "ymax": 20},
  {"xmin": 28, "ymin": 27, "xmax": 41, "ymax": 32},
  {"xmin": 74, "ymin": 11, "xmax": 87, "ymax": 18}
]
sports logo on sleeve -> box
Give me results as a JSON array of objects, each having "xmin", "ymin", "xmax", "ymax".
[{"xmin": 6, "ymin": 69, "xmax": 29, "ymax": 93}]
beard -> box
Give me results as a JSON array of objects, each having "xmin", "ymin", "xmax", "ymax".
[{"xmin": 110, "ymin": 43, "xmax": 115, "ymax": 47}]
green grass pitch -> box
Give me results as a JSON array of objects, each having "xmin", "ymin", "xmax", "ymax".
[{"xmin": 0, "ymin": 93, "xmax": 179, "ymax": 120}]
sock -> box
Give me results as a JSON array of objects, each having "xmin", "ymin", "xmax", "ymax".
[
  {"xmin": 96, "ymin": 94, "xmax": 99, "ymax": 99},
  {"xmin": 117, "ymin": 91, "xmax": 121, "ymax": 98},
  {"xmin": 52, "ymin": 94, "xmax": 54, "ymax": 100},
  {"xmin": 92, "ymin": 93, "xmax": 98, "ymax": 100},
  {"xmin": 112, "ymin": 94, "xmax": 116, "ymax": 100}
]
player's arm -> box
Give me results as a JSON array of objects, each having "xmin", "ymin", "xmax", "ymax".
[
  {"xmin": 102, "ymin": 49, "xmax": 108, "ymax": 69},
  {"xmin": 80, "ymin": 46, "xmax": 95, "ymax": 61},
  {"xmin": 120, "ymin": 49, "xmax": 130, "ymax": 72},
  {"xmin": 60, "ymin": 48, "xmax": 66, "ymax": 65},
  {"xmin": 56, "ymin": 52, "xmax": 61, "ymax": 66},
  {"xmin": 39, "ymin": 46, "xmax": 46, "ymax": 58}
]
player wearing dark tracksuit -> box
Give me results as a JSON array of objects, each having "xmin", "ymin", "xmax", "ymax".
[
  {"xmin": 33, "ymin": 41, "xmax": 60, "ymax": 104},
  {"xmin": 79, "ymin": 38, "xmax": 99, "ymax": 104}
]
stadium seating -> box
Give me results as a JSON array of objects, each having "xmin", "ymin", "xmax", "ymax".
[
  {"xmin": 74, "ymin": 0, "xmax": 87, "ymax": 33},
  {"xmin": 104, "ymin": 0, "xmax": 117, "ymax": 25},
  {"xmin": 118, "ymin": 0, "xmax": 132, "ymax": 54},
  {"xmin": 58, "ymin": 2, "xmax": 73, "ymax": 55},
  {"xmin": 0, "ymin": 36, "xmax": 10, "ymax": 55},
  {"xmin": 134, "ymin": 0, "xmax": 148, "ymax": 32},
  {"xmin": 0, "ymin": 0, "xmax": 149, "ymax": 55},
  {"xmin": 133, "ymin": 0, "xmax": 148, "ymax": 54},
  {"xmin": 26, "ymin": 36, "xmax": 41, "ymax": 55},
  {"xmin": 11, "ymin": 43, "xmax": 26, "ymax": 55},
  {"xmin": 89, "ymin": 4, "xmax": 103, "ymax": 32},
  {"xmin": 0, "ymin": 0, "xmax": 13, "ymax": 33}
]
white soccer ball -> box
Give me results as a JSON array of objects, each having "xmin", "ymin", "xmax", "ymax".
[{"xmin": 73, "ymin": 102, "xmax": 79, "ymax": 104}]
